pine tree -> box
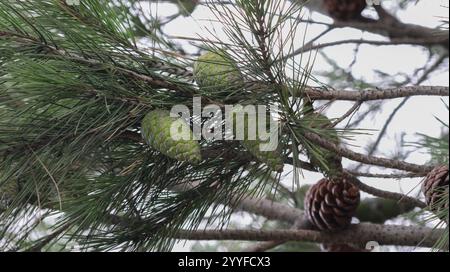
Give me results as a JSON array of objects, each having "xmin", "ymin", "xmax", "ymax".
[{"xmin": 0, "ymin": 0, "xmax": 448, "ymax": 252}]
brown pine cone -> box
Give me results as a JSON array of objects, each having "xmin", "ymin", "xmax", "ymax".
[
  {"xmin": 304, "ymin": 178, "xmax": 360, "ymax": 231},
  {"xmin": 422, "ymin": 165, "xmax": 449, "ymax": 218},
  {"xmin": 323, "ymin": 0, "xmax": 367, "ymax": 21}
]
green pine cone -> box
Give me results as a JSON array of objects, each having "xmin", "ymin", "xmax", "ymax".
[
  {"xmin": 242, "ymin": 140, "xmax": 284, "ymax": 172},
  {"xmin": 232, "ymin": 108, "xmax": 284, "ymax": 172},
  {"xmin": 303, "ymin": 113, "xmax": 342, "ymax": 175},
  {"xmin": 194, "ymin": 51, "xmax": 242, "ymax": 93},
  {"xmin": 141, "ymin": 110, "xmax": 202, "ymax": 164}
]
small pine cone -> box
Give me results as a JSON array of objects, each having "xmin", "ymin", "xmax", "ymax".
[
  {"xmin": 232, "ymin": 108, "xmax": 284, "ymax": 172},
  {"xmin": 194, "ymin": 51, "xmax": 243, "ymax": 93},
  {"xmin": 304, "ymin": 178, "xmax": 360, "ymax": 231},
  {"xmin": 141, "ymin": 110, "xmax": 202, "ymax": 164},
  {"xmin": 323, "ymin": 0, "xmax": 367, "ymax": 21},
  {"xmin": 422, "ymin": 165, "xmax": 449, "ymax": 218}
]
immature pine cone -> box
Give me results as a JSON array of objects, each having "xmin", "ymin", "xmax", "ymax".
[
  {"xmin": 304, "ymin": 178, "xmax": 360, "ymax": 231},
  {"xmin": 323, "ymin": 0, "xmax": 367, "ymax": 21},
  {"xmin": 232, "ymin": 108, "xmax": 284, "ymax": 172},
  {"xmin": 194, "ymin": 51, "xmax": 242, "ymax": 93},
  {"xmin": 141, "ymin": 110, "xmax": 202, "ymax": 164},
  {"xmin": 422, "ymin": 165, "xmax": 449, "ymax": 219}
]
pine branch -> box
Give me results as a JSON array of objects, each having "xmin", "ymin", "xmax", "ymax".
[
  {"xmin": 173, "ymin": 223, "xmax": 446, "ymax": 248},
  {"xmin": 234, "ymin": 196, "xmax": 309, "ymax": 227},
  {"xmin": 0, "ymin": 30, "xmax": 194, "ymax": 96},
  {"xmin": 298, "ymin": 0, "xmax": 449, "ymax": 49},
  {"xmin": 283, "ymin": 157, "xmax": 426, "ymax": 178},
  {"xmin": 347, "ymin": 171, "xmax": 426, "ymax": 179},
  {"xmin": 300, "ymin": 86, "xmax": 449, "ymax": 101},
  {"xmin": 343, "ymin": 173, "xmax": 427, "ymax": 208},
  {"xmin": 303, "ymin": 131, "xmax": 434, "ymax": 173},
  {"xmin": 330, "ymin": 101, "xmax": 362, "ymax": 128},
  {"xmin": 4, "ymin": 30, "xmax": 447, "ymax": 103},
  {"xmin": 289, "ymin": 37, "xmax": 448, "ymax": 56}
]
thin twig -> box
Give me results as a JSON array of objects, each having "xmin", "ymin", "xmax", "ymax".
[
  {"xmin": 299, "ymin": 86, "xmax": 449, "ymax": 101},
  {"xmin": 343, "ymin": 172, "xmax": 427, "ymax": 208},
  {"xmin": 346, "ymin": 171, "xmax": 425, "ymax": 179},
  {"xmin": 330, "ymin": 101, "xmax": 363, "ymax": 128},
  {"xmin": 303, "ymin": 131, "xmax": 434, "ymax": 174},
  {"xmin": 291, "ymin": 37, "xmax": 448, "ymax": 55}
]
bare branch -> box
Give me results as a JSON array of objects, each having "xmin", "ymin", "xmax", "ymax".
[
  {"xmin": 290, "ymin": 37, "xmax": 448, "ymax": 56},
  {"xmin": 303, "ymin": 132, "xmax": 434, "ymax": 174},
  {"xmin": 174, "ymin": 223, "xmax": 446, "ymax": 248},
  {"xmin": 301, "ymin": 86, "xmax": 449, "ymax": 101},
  {"xmin": 343, "ymin": 173, "xmax": 427, "ymax": 208},
  {"xmin": 243, "ymin": 240, "xmax": 285, "ymax": 252},
  {"xmin": 298, "ymin": 0, "xmax": 449, "ymax": 50},
  {"xmin": 346, "ymin": 171, "xmax": 425, "ymax": 179}
]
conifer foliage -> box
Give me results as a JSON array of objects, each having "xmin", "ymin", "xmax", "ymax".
[{"xmin": 0, "ymin": 0, "xmax": 448, "ymax": 252}]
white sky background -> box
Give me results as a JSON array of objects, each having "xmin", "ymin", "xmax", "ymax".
[{"xmin": 139, "ymin": 0, "xmax": 450, "ymax": 251}]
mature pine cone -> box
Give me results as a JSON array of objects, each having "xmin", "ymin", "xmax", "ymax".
[
  {"xmin": 323, "ymin": 0, "xmax": 367, "ymax": 21},
  {"xmin": 194, "ymin": 51, "xmax": 242, "ymax": 93},
  {"xmin": 304, "ymin": 178, "xmax": 360, "ymax": 231},
  {"xmin": 422, "ymin": 165, "xmax": 449, "ymax": 218},
  {"xmin": 141, "ymin": 110, "xmax": 202, "ymax": 164}
]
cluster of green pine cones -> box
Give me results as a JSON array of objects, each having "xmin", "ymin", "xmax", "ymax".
[{"xmin": 141, "ymin": 51, "xmax": 285, "ymax": 172}]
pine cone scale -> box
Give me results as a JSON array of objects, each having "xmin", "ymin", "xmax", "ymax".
[{"xmin": 422, "ymin": 165, "xmax": 449, "ymax": 221}]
